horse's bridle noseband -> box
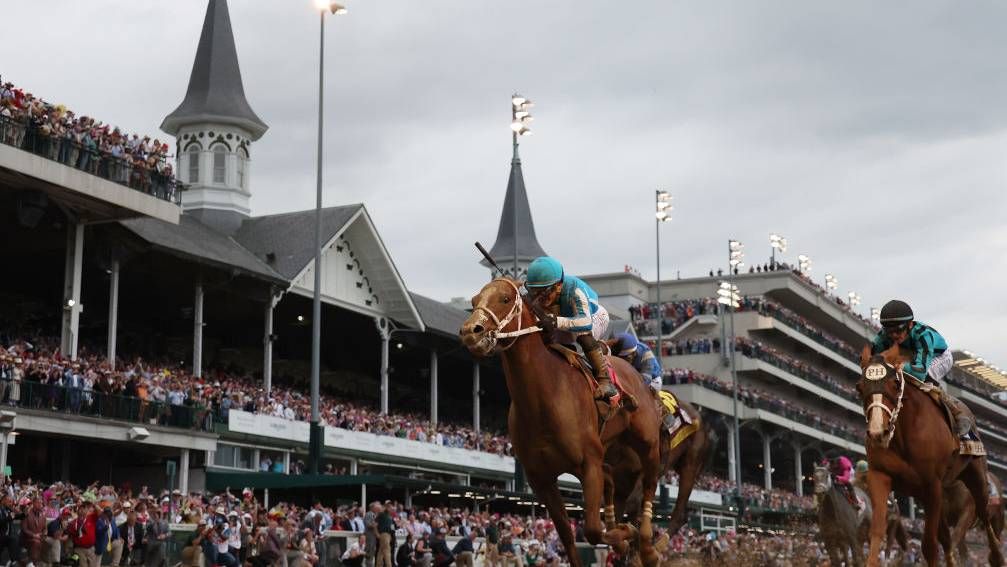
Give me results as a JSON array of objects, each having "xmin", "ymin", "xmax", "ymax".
[
  {"xmin": 863, "ymin": 363, "xmax": 905, "ymax": 446},
  {"xmin": 471, "ymin": 278, "xmax": 542, "ymax": 353}
]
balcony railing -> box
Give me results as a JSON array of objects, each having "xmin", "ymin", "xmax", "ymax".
[
  {"xmin": 0, "ymin": 379, "xmax": 213, "ymax": 432},
  {"xmin": 0, "ymin": 115, "xmax": 181, "ymax": 204}
]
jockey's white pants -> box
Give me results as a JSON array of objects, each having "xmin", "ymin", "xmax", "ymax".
[
  {"xmin": 557, "ymin": 305, "xmax": 609, "ymax": 344},
  {"xmin": 927, "ymin": 349, "xmax": 954, "ymax": 384}
]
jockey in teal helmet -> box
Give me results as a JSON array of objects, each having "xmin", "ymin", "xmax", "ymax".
[
  {"xmin": 611, "ymin": 332, "xmax": 663, "ymax": 392},
  {"xmin": 525, "ymin": 257, "xmax": 621, "ymax": 403},
  {"xmin": 870, "ymin": 299, "xmax": 974, "ymax": 439}
]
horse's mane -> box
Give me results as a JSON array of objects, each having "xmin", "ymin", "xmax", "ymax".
[{"xmin": 859, "ymin": 343, "xmax": 910, "ymax": 370}]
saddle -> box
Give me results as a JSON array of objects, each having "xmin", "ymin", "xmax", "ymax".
[
  {"xmin": 547, "ymin": 344, "xmax": 624, "ymax": 408},
  {"xmin": 912, "ymin": 380, "xmax": 986, "ymax": 456},
  {"xmin": 657, "ymin": 390, "xmax": 699, "ymax": 450}
]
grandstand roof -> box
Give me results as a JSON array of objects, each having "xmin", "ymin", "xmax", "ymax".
[
  {"xmin": 120, "ymin": 215, "xmax": 284, "ymax": 282},
  {"xmin": 954, "ymin": 350, "xmax": 1007, "ymax": 389},
  {"xmin": 409, "ymin": 292, "xmax": 469, "ymax": 337},
  {"xmin": 482, "ymin": 150, "xmax": 547, "ymax": 268},
  {"xmin": 234, "ymin": 205, "xmax": 361, "ymax": 280},
  {"xmin": 160, "ymin": 0, "xmax": 268, "ymax": 139}
]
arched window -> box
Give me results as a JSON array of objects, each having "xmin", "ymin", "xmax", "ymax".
[
  {"xmin": 187, "ymin": 144, "xmax": 201, "ymax": 183},
  {"xmin": 212, "ymin": 145, "xmax": 227, "ymax": 184},
  {"xmin": 237, "ymin": 147, "xmax": 248, "ymax": 189}
]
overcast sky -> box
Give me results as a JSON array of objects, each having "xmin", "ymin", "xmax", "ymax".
[{"xmin": 5, "ymin": 1, "xmax": 1007, "ymax": 363}]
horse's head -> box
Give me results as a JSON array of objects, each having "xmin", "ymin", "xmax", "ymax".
[
  {"xmin": 812, "ymin": 464, "xmax": 833, "ymax": 495},
  {"xmin": 459, "ymin": 278, "xmax": 533, "ymax": 357},
  {"xmin": 857, "ymin": 344, "xmax": 907, "ymax": 447}
]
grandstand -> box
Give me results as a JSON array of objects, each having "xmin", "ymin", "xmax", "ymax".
[{"xmin": 581, "ymin": 265, "xmax": 1007, "ymax": 522}]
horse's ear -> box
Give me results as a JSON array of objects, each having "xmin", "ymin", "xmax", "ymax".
[{"xmin": 860, "ymin": 344, "xmax": 872, "ymax": 369}]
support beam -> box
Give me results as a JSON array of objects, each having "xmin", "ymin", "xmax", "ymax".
[
  {"xmin": 107, "ymin": 259, "xmax": 119, "ymax": 370},
  {"xmin": 376, "ymin": 319, "xmax": 390, "ymax": 415},
  {"xmin": 193, "ymin": 279, "xmax": 204, "ymax": 378},
  {"xmin": 726, "ymin": 421, "xmax": 737, "ymax": 484},
  {"xmin": 263, "ymin": 297, "xmax": 275, "ymax": 393},
  {"xmin": 283, "ymin": 451, "xmax": 291, "ymax": 475},
  {"xmin": 908, "ymin": 497, "xmax": 916, "ymax": 520},
  {"xmin": 179, "ymin": 449, "xmax": 190, "ymax": 496},
  {"xmin": 430, "ymin": 350, "xmax": 439, "ymax": 425},
  {"xmin": 60, "ymin": 222, "xmax": 85, "ymax": 360},
  {"xmin": 794, "ymin": 442, "xmax": 804, "ymax": 497},
  {"xmin": 472, "ymin": 363, "xmax": 481, "ymax": 434},
  {"xmin": 763, "ymin": 433, "xmax": 773, "ymax": 491}
]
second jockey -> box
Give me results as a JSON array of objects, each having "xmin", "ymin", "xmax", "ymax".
[
  {"xmin": 611, "ymin": 332, "xmax": 663, "ymax": 392},
  {"xmin": 829, "ymin": 456, "xmax": 859, "ymax": 510},
  {"xmin": 870, "ymin": 299, "xmax": 974, "ymax": 439},
  {"xmin": 524, "ymin": 257, "xmax": 619, "ymax": 403}
]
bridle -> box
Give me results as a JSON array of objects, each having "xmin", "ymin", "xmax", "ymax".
[
  {"xmin": 471, "ymin": 278, "xmax": 542, "ymax": 353},
  {"xmin": 863, "ymin": 363, "xmax": 906, "ymax": 447}
]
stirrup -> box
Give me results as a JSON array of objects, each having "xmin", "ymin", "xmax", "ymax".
[{"xmin": 594, "ymin": 382, "xmax": 617, "ymax": 401}]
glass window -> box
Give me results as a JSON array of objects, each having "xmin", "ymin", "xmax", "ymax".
[
  {"xmin": 188, "ymin": 147, "xmax": 200, "ymax": 183},
  {"xmin": 213, "ymin": 445, "xmax": 236, "ymax": 467},
  {"xmin": 213, "ymin": 146, "xmax": 226, "ymax": 184}
]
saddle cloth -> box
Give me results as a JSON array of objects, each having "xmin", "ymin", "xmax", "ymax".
[
  {"xmin": 913, "ymin": 380, "xmax": 986, "ymax": 456},
  {"xmin": 547, "ymin": 344, "xmax": 622, "ymax": 407},
  {"xmin": 657, "ymin": 390, "xmax": 699, "ymax": 450}
]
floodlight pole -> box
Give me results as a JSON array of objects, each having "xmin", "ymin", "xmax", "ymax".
[
  {"xmin": 309, "ymin": 7, "xmax": 327, "ymax": 475},
  {"xmin": 728, "ymin": 241, "xmax": 741, "ymax": 497}
]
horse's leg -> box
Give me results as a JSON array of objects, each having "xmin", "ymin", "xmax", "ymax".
[
  {"xmin": 603, "ymin": 463, "xmax": 617, "ymax": 531},
  {"xmin": 632, "ymin": 439, "xmax": 660, "ymax": 567},
  {"xmin": 960, "ymin": 458, "xmax": 1004, "ymax": 567},
  {"xmin": 666, "ymin": 437, "xmax": 700, "ymax": 535},
  {"xmin": 937, "ymin": 517, "xmax": 957, "ymax": 567},
  {"xmin": 866, "ymin": 471, "xmax": 893, "ymax": 567},
  {"xmin": 527, "ymin": 476, "xmax": 581, "ymax": 567},
  {"xmin": 581, "ymin": 456, "xmax": 620, "ymax": 552},
  {"xmin": 921, "ymin": 480, "xmax": 943, "ymax": 567}
]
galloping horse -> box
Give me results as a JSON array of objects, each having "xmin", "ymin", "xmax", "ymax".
[
  {"xmin": 942, "ymin": 472, "xmax": 1005, "ymax": 565},
  {"xmin": 460, "ymin": 278, "xmax": 663, "ymax": 567},
  {"xmin": 858, "ymin": 344, "xmax": 1003, "ymax": 567},
  {"xmin": 605, "ymin": 401, "xmax": 714, "ymax": 535},
  {"xmin": 813, "ymin": 463, "xmax": 869, "ymax": 567}
]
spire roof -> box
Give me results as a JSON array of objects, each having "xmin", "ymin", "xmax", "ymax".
[
  {"xmin": 483, "ymin": 149, "xmax": 548, "ymax": 267},
  {"xmin": 161, "ymin": 0, "xmax": 268, "ymax": 140}
]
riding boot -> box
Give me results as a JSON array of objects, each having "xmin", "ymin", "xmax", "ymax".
[
  {"xmin": 662, "ymin": 412, "xmax": 681, "ymax": 434},
  {"xmin": 941, "ymin": 390, "xmax": 975, "ymax": 439},
  {"xmin": 578, "ymin": 335, "xmax": 621, "ymax": 404}
]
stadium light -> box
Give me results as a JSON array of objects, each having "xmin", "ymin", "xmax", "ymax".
[
  {"xmin": 728, "ymin": 240, "xmax": 744, "ymax": 270},
  {"xmin": 717, "ymin": 281, "xmax": 740, "ymax": 309},
  {"xmin": 316, "ymin": 0, "xmax": 347, "ymax": 14},
  {"xmin": 847, "ymin": 291, "xmax": 861, "ymax": 308},
  {"xmin": 825, "ymin": 273, "xmax": 837, "ymax": 292},
  {"xmin": 797, "ymin": 254, "xmax": 811, "ymax": 273},
  {"xmin": 870, "ymin": 307, "xmax": 880, "ymax": 321},
  {"xmin": 769, "ymin": 233, "xmax": 787, "ymax": 269},
  {"xmin": 723, "ymin": 240, "xmax": 744, "ymax": 500},
  {"xmin": 655, "ymin": 190, "xmax": 672, "ymax": 366}
]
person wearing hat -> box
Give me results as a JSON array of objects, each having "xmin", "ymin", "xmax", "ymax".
[
  {"xmin": 143, "ymin": 508, "xmax": 169, "ymax": 567},
  {"xmin": 71, "ymin": 500, "xmax": 100, "ymax": 567},
  {"xmin": 853, "ymin": 460, "xmax": 869, "ymax": 492},
  {"xmin": 610, "ymin": 332, "xmax": 663, "ymax": 393},
  {"xmin": 96, "ymin": 506, "xmax": 123, "ymax": 567},
  {"xmin": 524, "ymin": 256, "xmax": 630, "ymax": 406},
  {"xmin": 870, "ymin": 299, "xmax": 974, "ymax": 438}
]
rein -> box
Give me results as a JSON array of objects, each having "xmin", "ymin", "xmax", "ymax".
[
  {"xmin": 472, "ymin": 278, "xmax": 542, "ymax": 352},
  {"xmin": 865, "ymin": 365, "xmax": 906, "ymax": 447}
]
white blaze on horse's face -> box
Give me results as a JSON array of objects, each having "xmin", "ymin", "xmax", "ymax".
[{"xmin": 867, "ymin": 393, "xmax": 886, "ymax": 439}]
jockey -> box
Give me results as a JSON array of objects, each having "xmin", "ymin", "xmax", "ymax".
[
  {"xmin": 611, "ymin": 333, "xmax": 663, "ymax": 392},
  {"xmin": 524, "ymin": 257, "xmax": 618, "ymax": 402},
  {"xmin": 870, "ymin": 299, "xmax": 974, "ymax": 439},
  {"xmin": 829, "ymin": 456, "xmax": 859, "ymax": 509},
  {"xmin": 853, "ymin": 460, "xmax": 869, "ymax": 491}
]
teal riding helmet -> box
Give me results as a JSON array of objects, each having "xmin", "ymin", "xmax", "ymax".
[{"xmin": 525, "ymin": 257, "xmax": 565, "ymax": 288}]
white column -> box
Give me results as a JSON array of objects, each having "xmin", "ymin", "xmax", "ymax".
[
  {"xmin": 472, "ymin": 363, "xmax": 481, "ymax": 433},
  {"xmin": 107, "ymin": 259, "xmax": 119, "ymax": 370},
  {"xmin": 726, "ymin": 421, "xmax": 737, "ymax": 483},
  {"xmin": 430, "ymin": 350, "xmax": 439, "ymax": 425},
  {"xmin": 361, "ymin": 483, "xmax": 367, "ymax": 507},
  {"xmin": 193, "ymin": 280, "xmax": 204, "ymax": 377},
  {"xmin": 283, "ymin": 451, "xmax": 291, "ymax": 475},
  {"xmin": 908, "ymin": 497, "xmax": 916, "ymax": 520},
  {"xmin": 763, "ymin": 434, "xmax": 773, "ymax": 491},
  {"xmin": 263, "ymin": 298, "xmax": 274, "ymax": 393},
  {"xmin": 794, "ymin": 442, "xmax": 803, "ymax": 497},
  {"xmin": 60, "ymin": 223, "xmax": 85, "ymax": 360},
  {"xmin": 376, "ymin": 319, "xmax": 390, "ymax": 415},
  {"xmin": 179, "ymin": 449, "xmax": 190, "ymax": 495}
]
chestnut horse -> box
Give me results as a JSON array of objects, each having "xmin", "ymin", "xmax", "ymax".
[
  {"xmin": 460, "ymin": 278, "xmax": 663, "ymax": 567},
  {"xmin": 858, "ymin": 345, "xmax": 1003, "ymax": 567},
  {"xmin": 604, "ymin": 400, "xmax": 714, "ymax": 535}
]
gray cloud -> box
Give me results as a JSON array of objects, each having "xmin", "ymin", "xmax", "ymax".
[{"xmin": 4, "ymin": 0, "xmax": 1006, "ymax": 363}]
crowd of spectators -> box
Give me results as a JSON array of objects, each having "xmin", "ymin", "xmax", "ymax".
[
  {"xmin": 664, "ymin": 368, "xmax": 862, "ymax": 443},
  {"xmin": 0, "ymin": 337, "xmax": 512, "ymax": 457},
  {"xmin": 647, "ymin": 338, "xmax": 719, "ymax": 357},
  {"xmin": 733, "ymin": 337, "xmax": 858, "ymax": 402},
  {"xmin": 0, "ymin": 78, "xmax": 177, "ymax": 201},
  {"xmin": 662, "ymin": 472, "xmax": 816, "ymax": 516}
]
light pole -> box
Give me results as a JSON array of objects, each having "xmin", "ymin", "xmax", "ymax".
[
  {"xmin": 723, "ymin": 239, "xmax": 744, "ymax": 496},
  {"xmin": 309, "ymin": 0, "xmax": 347, "ymax": 475},
  {"xmin": 847, "ymin": 291, "xmax": 861, "ymax": 310},
  {"xmin": 825, "ymin": 273, "xmax": 838, "ymax": 294},
  {"xmin": 769, "ymin": 233, "xmax": 787, "ymax": 269},
  {"xmin": 655, "ymin": 191, "xmax": 672, "ymax": 360},
  {"xmin": 797, "ymin": 254, "xmax": 811, "ymax": 274},
  {"xmin": 510, "ymin": 94, "xmax": 533, "ymax": 279}
]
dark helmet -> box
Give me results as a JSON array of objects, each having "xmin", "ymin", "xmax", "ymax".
[{"xmin": 880, "ymin": 300, "xmax": 913, "ymax": 328}]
